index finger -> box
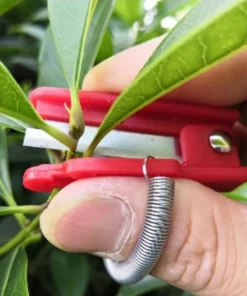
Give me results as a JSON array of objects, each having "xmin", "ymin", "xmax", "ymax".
[{"xmin": 83, "ymin": 36, "xmax": 247, "ymax": 107}]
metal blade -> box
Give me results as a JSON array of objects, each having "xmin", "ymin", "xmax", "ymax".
[{"xmin": 23, "ymin": 120, "xmax": 180, "ymax": 159}]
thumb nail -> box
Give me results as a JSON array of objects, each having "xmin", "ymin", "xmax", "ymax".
[{"xmin": 40, "ymin": 195, "xmax": 133, "ymax": 255}]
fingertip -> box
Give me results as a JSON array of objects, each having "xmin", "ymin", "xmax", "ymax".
[
  {"xmin": 40, "ymin": 206, "xmax": 64, "ymax": 250},
  {"xmin": 39, "ymin": 177, "xmax": 148, "ymax": 256},
  {"xmin": 40, "ymin": 193, "xmax": 97, "ymax": 251},
  {"xmin": 82, "ymin": 36, "xmax": 164, "ymax": 92}
]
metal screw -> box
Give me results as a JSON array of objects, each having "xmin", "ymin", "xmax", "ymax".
[{"xmin": 209, "ymin": 131, "xmax": 233, "ymax": 153}]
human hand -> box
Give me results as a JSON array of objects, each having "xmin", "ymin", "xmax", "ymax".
[{"xmin": 40, "ymin": 37, "xmax": 247, "ymax": 296}]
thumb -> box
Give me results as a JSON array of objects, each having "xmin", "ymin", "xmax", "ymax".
[{"xmin": 40, "ymin": 177, "xmax": 247, "ymax": 296}]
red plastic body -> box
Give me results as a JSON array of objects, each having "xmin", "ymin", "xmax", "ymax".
[
  {"xmin": 23, "ymin": 87, "xmax": 247, "ymax": 193},
  {"xmin": 30, "ymin": 87, "xmax": 239, "ymax": 136},
  {"xmin": 24, "ymin": 157, "xmax": 247, "ymax": 193}
]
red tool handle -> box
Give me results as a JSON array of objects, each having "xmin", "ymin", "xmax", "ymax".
[
  {"xmin": 23, "ymin": 88, "xmax": 244, "ymax": 194},
  {"xmin": 23, "ymin": 157, "xmax": 247, "ymax": 193},
  {"xmin": 29, "ymin": 87, "xmax": 240, "ymax": 136},
  {"xmin": 23, "ymin": 123, "xmax": 245, "ymax": 193}
]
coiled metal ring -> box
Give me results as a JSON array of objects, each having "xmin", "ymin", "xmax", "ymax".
[{"xmin": 104, "ymin": 157, "xmax": 175, "ymax": 284}]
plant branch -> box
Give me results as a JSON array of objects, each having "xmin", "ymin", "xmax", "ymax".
[
  {"xmin": 0, "ymin": 204, "xmax": 47, "ymax": 216},
  {"xmin": 68, "ymin": 1, "xmax": 99, "ymax": 140},
  {"xmin": 65, "ymin": 150, "xmax": 74, "ymax": 161},
  {"xmin": 42, "ymin": 122, "xmax": 77, "ymax": 152},
  {"xmin": 47, "ymin": 188, "xmax": 60, "ymax": 202},
  {"xmin": 83, "ymin": 145, "xmax": 95, "ymax": 157},
  {"xmin": 0, "ymin": 215, "xmax": 40, "ymax": 256},
  {"xmin": 0, "ymin": 189, "xmax": 58, "ymax": 256},
  {"xmin": 23, "ymin": 232, "xmax": 42, "ymax": 248},
  {"xmin": 46, "ymin": 149, "xmax": 62, "ymax": 163},
  {"xmin": 0, "ymin": 181, "xmax": 29, "ymax": 227}
]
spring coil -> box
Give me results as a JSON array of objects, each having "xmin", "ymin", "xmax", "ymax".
[{"xmin": 104, "ymin": 176, "xmax": 174, "ymax": 285}]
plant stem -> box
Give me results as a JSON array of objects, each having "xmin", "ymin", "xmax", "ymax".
[
  {"xmin": 83, "ymin": 132, "xmax": 105, "ymax": 157},
  {"xmin": 0, "ymin": 189, "xmax": 58, "ymax": 256},
  {"xmin": 4, "ymin": 197, "xmax": 29, "ymax": 227},
  {"xmin": 43, "ymin": 122, "xmax": 77, "ymax": 151},
  {"xmin": 69, "ymin": 89, "xmax": 85, "ymax": 140},
  {"xmin": 23, "ymin": 232, "xmax": 42, "ymax": 248},
  {"xmin": 0, "ymin": 204, "xmax": 47, "ymax": 216},
  {"xmin": 83, "ymin": 145, "xmax": 94, "ymax": 157},
  {"xmin": 0, "ymin": 181, "xmax": 29, "ymax": 227},
  {"xmin": 66, "ymin": 150, "xmax": 74, "ymax": 160},
  {"xmin": 47, "ymin": 149, "xmax": 62, "ymax": 163},
  {"xmin": 47, "ymin": 189, "xmax": 60, "ymax": 202},
  {"xmin": 0, "ymin": 215, "xmax": 40, "ymax": 256}
]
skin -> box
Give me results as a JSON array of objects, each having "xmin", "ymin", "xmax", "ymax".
[{"xmin": 40, "ymin": 37, "xmax": 247, "ymax": 295}]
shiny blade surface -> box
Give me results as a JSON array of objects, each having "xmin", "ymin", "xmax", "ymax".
[{"xmin": 23, "ymin": 120, "xmax": 180, "ymax": 160}]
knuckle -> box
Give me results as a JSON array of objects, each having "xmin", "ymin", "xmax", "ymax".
[
  {"xmin": 153, "ymin": 198, "xmax": 247, "ymax": 295},
  {"xmin": 163, "ymin": 214, "xmax": 218, "ymax": 292},
  {"xmin": 152, "ymin": 197, "xmax": 222, "ymax": 293},
  {"xmin": 151, "ymin": 180, "xmax": 247, "ymax": 295}
]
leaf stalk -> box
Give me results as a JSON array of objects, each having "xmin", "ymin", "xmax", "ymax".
[
  {"xmin": 0, "ymin": 181, "xmax": 29, "ymax": 227},
  {"xmin": 0, "ymin": 204, "xmax": 47, "ymax": 217},
  {"xmin": 43, "ymin": 122, "xmax": 77, "ymax": 151}
]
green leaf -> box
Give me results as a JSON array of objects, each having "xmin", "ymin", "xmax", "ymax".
[
  {"xmin": 48, "ymin": 0, "xmax": 115, "ymax": 139},
  {"xmin": 0, "ymin": 38, "xmax": 37, "ymax": 58},
  {"xmin": 48, "ymin": 0, "xmax": 94, "ymax": 139},
  {"xmin": 85, "ymin": 0, "xmax": 247, "ymax": 155},
  {"xmin": 80, "ymin": 0, "xmax": 116, "ymax": 81},
  {"xmin": 164, "ymin": 0, "xmax": 199, "ymax": 16},
  {"xmin": 223, "ymin": 183, "xmax": 247, "ymax": 204},
  {"xmin": 29, "ymin": 7, "xmax": 48, "ymax": 22},
  {"xmin": 109, "ymin": 17, "xmax": 136, "ymax": 53},
  {"xmin": 0, "ymin": 127, "xmax": 28, "ymax": 227},
  {"xmin": 0, "ymin": 0, "xmax": 22, "ymax": 16},
  {"xmin": 47, "ymin": 0, "xmax": 115, "ymax": 87},
  {"xmin": 136, "ymin": 2, "xmax": 168, "ymax": 44},
  {"xmin": 9, "ymin": 56, "xmax": 37, "ymax": 73},
  {"xmin": 38, "ymin": 27, "xmax": 68, "ymax": 88},
  {"xmin": 47, "ymin": 0, "xmax": 91, "ymax": 89},
  {"xmin": 0, "ymin": 217, "xmax": 20, "ymax": 246},
  {"xmin": 182, "ymin": 292, "xmax": 194, "ymax": 296},
  {"xmin": 114, "ymin": 0, "xmax": 144, "ymax": 25},
  {"xmin": 49, "ymin": 249, "xmax": 89, "ymax": 296},
  {"xmin": 0, "ymin": 62, "xmax": 46, "ymax": 129},
  {"xmin": 0, "ymin": 61, "xmax": 76, "ymax": 150},
  {"xmin": 96, "ymin": 30, "xmax": 114, "ymax": 63},
  {"xmin": 117, "ymin": 275, "xmax": 167, "ymax": 296},
  {"xmin": 0, "ymin": 127, "xmax": 12, "ymax": 197},
  {"xmin": 136, "ymin": 0, "xmax": 198, "ymax": 44},
  {"xmin": 5, "ymin": 0, "xmax": 44, "ymax": 23},
  {"xmin": 9, "ymin": 24, "xmax": 45, "ymax": 40},
  {"xmin": 0, "ymin": 114, "xmax": 30, "ymax": 133},
  {"xmin": 0, "ymin": 247, "xmax": 29, "ymax": 296}
]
